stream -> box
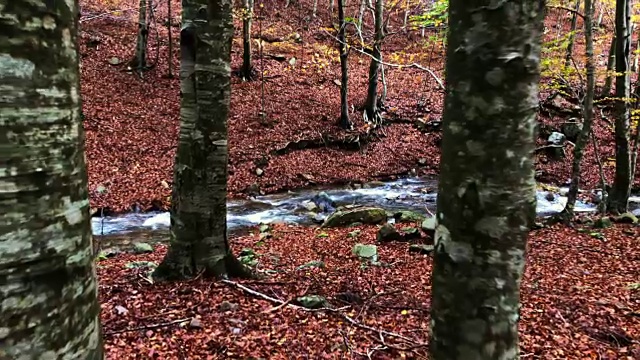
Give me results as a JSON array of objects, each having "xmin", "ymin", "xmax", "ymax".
[{"xmin": 92, "ymin": 177, "xmax": 640, "ymax": 245}]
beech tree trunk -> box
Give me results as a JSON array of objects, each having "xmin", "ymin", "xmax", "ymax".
[
  {"xmin": 563, "ymin": 0, "xmax": 597, "ymax": 219},
  {"xmin": 337, "ymin": 0, "xmax": 352, "ymax": 129},
  {"xmin": 135, "ymin": 0, "xmax": 149, "ymax": 72},
  {"xmin": 364, "ymin": 0, "xmax": 383, "ymax": 125},
  {"xmin": 153, "ymin": 0, "xmax": 248, "ymax": 280},
  {"xmin": 242, "ymin": 0, "xmax": 254, "ymax": 79},
  {"xmin": 608, "ymin": 0, "xmax": 632, "ymax": 213},
  {"xmin": 0, "ymin": 0, "xmax": 103, "ymax": 358},
  {"xmin": 429, "ymin": 1, "xmax": 544, "ymax": 359}
]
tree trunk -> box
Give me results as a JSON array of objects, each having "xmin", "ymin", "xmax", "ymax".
[
  {"xmin": 0, "ymin": 1, "xmax": 103, "ymax": 358},
  {"xmin": 608, "ymin": 0, "xmax": 632, "ymax": 213},
  {"xmin": 429, "ymin": 1, "xmax": 544, "ymax": 359},
  {"xmin": 358, "ymin": 0, "xmax": 367, "ymax": 25},
  {"xmin": 168, "ymin": 0, "xmax": 174, "ymax": 77},
  {"xmin": 364, "ymin": 0, "xmax": 383, "ymax": 126},
  {"xmin": 153, "ymin": 0, "xmax": 249, "ymax": 280},
  {"xmin": 337, "ymin": 0, "xmax": 352, "ymax": 129},
  {"xmin": 242, "ymin": 0, "xmax": 254, "ymax": 79},
  {"xmin": 564, "ymin": 0, "xmax": 581, "ymax": 69},
  {"xmin": 563, "ymin": 0, "xmax": 597, "ymax": 219},
  {"xmin": 313, "ymin": 0, "xmax": 318, "ymax": 17},
  {"xmin": 602, "ymin": 34, "xmax": 616, "ymax": 96},
  {"xmin": 135, "ymin": 0, "xmax": 149, "ymax": 73}
]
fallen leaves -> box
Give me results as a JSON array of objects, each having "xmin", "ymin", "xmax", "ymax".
[{"xmin": 98, "ymin": 222, "xmax": 640, "ymax": 358}]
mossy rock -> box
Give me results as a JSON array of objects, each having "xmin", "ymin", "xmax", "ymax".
[
  {"xmin": 377, "ymin": 224, "xmax": 403, "ymax": 242},
  {"xmin": 321, "ymin": 207, "xmax": 387, "ymax": 228},
  {"xmin": 421, "ymin": 217, "xmax": 437, "ymax": 236},
  {"xmin": 409, "ymin": 244, "xmax": 434, "ymax": 255},
  {"xmin": 614, "ymin": 212, "xmax": 638, "ymax": 224},
  {"xmin": 133, "ymin": 242, "xmax": 154, "ymax": 254},
  {"xmin": 393, "ymin": 210, "xmax": 425, "ymax": 223},
  {"xmin": 593, "ymin": 217, "xmax": 613, "ymax": 229}
]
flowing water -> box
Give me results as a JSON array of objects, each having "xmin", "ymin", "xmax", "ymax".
[{"xmin": 92, "ymin": 177, "xmax": 640, "ymax": 247}]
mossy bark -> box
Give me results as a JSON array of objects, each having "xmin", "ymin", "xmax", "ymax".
[
  {"xmin": 0, "ymin": 0, "xmax": 103, "ymax": 358},
  {"xmin": 429, "ymin": 1, "xmax": 544, "ymax": 359},
  {"xmin": 153, "ymin": 0, "xmax": 249, "ymax": 281}
]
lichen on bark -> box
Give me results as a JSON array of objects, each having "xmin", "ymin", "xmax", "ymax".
[
  {"xmin": 0, "ymin": 1, "xmax": 103, "ymax": 358},
  {"xmin": 429, "ymin": 1, "xmax": 545, "ymax": 359}
]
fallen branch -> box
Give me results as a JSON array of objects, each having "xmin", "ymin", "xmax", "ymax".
[
  {"xmin": 104, "ymin": 317, "xmax": 191, "ymax": 335},
  {"xmin": 222, "ymin": 279, "xmax": 426, "ymax": 346}
]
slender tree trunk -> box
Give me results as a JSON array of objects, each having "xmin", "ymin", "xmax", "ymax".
[
  {"xmin": 242, "ymin": 0, "xmax": 254, "ymax": 79},
  {"xmin": 330, "ymin": 0, "xmax": 335, "ymax": 14},
  {"xmin": 168, "ymin": 0, "xmax": 173, "ymax": 77},
  {"xmin": 364, "ymin": 0, "xmax": 383, "ymax": 126},
  {"xmin": 358, "ymin": 0, "xmax": 367, "ymax": 25},
  {"xmin": 153, "ymin": 0, "xmax": 249, "ymax": 280},
  {"xmin": 403, "ymin": 0, "xmax": 409, "ymax": 31},
  {"xmin": 596, "ymin": 0, "xmax": 605, "ymax": 27},
  {"xmin": 602, "ymin": 34, "xmax": 616, "ymax": 96},
  {"xmin": 135, "ymin": 0, "xmax": 149, "ymax": 73},
  {"xmin": 608, "ymin": 0, "xmax": 632, "ymax": 213},
  {"xmin": 337, "ymin": 0, "xmax": 352, "ymax": 129},
  {"xmin": 564, "ymin": 0, "xmax": 581, "ymax": 69},
  {"xmin": 0, "ymin": 1, "xmax": 103, "ymax": 358},
  {"xmin": 313, "ymin": 0, "xmax": 318, "ymax": 17},
  {"xmin": 563, "ymin": 0, "xmax": 597, "ymax": 219},
  {"xmin": 429, "ymin": 1, "xmax": 544, "ymax": 359}
]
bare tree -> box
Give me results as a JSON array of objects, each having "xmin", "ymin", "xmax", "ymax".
[
  {"xmin": 242, "ymin": 0, "xmax": 255, "ymax": 80},
  {"xmin": 153, "ymin": 0, "xmax": 249, "ymax": 279},
  {"xmin": 337, "ymin": 0, "xmax": 352, "ymax": 129},
  {"xmin": 562, "ymin": 0, "xmax": 597, "ymax": 219},
  {"xmin": 608, "ymin": 0, "xmax": 633, "ymax": 213},
  {"xmin": 364, "ymin": 0, "xmax": 384, "ymax": 126}
]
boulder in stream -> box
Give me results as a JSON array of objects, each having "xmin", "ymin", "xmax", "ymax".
[
  {"xmin": 321, "ymin": 207, "xmax": 387, "ymax": 228},
  {"xmin": 311, "ymin": 191, "xmax": 337, "ymax": 213}
]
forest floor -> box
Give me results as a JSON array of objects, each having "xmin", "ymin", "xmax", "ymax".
[
  {"xmin": 99, "ymin": 221, "xmax": 640, "ymax": 359},
  {"xmin": 80, "ymin": 0, "xmax": 640, "ymax": 214}
]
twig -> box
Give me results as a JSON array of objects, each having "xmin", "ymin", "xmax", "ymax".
[
  {"xmin": 322, "ymin": 30, "xmax": 445, "ymax": 90},
  {"xmin": 104, "ymin": 317, "xmax": 191, "ymax": 335}
]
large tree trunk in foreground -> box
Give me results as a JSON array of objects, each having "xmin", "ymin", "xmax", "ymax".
[
  {"xmin": 337, "ymin": 0, "xmax": 352, "ymax": 129},
  {"xmin": 153, "ymin": 0, "xmax": 248, "ymax": 280},
  {"xmin": 364, "ymin": 0, "xmax": 383, "ymax": 126},
  {"xmin": 608, "ymin": 0, "xmax": 632, "ymax": 213},
  {"xmin": 0, "ymin": 0, "xmax": 103, "ymax": 358},
  {"xmin": 241, "ymin": 0, "xmax": 254, "ymax": 80},
  {"xmin": 563, "ymin": 0, "xmax": 597, "ymax": 218},
  {"xmin": 429, "ymin": 1, "xmax": 544, "ymax": 359}
]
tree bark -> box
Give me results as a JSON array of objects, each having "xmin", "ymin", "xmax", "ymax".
[
  {"xmin": 364, "ymin": 0, "xmax": 383, "ymax": 126},
  {"xmin": 608, "ymin": 0, "xmax": 632, "ymax": 213},
  {"xmin": 563, "ymin": 0, "xmax": 597, "ymax": 219},
  {"xmin": 135, "ymin": 0, "xmax": 149, "ymax": 73},
  {"xmin": 0, "ymin": 1, "xmax": 103, "ymax": 358},
  {"xmin": 242, "ymin": 0, "xmax": 254, "ymax": 79},
  {"xmin": 337, "ymin": 0, "xmax": 352, "ymax": 129},
  {"xmin": 429, "ymin": 1, "xmax": 544, "ymax": 359},
  {"xmin": 153, "ymin": 0, "xmax": 249, "ymax": 280}
]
